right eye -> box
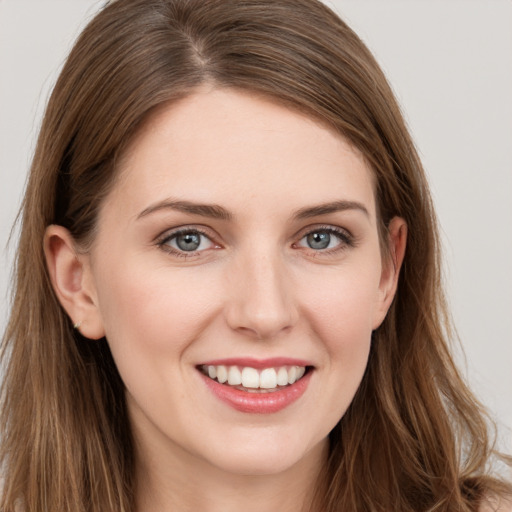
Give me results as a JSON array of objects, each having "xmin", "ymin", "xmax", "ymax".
[{"xmin": 159, "ymin": 228, "xmax": 217, "ymax": 256}]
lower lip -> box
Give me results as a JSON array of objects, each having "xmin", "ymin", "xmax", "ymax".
[{"xmin": 200, "ymin": 371, "xmax": 312, "ymax": 414}]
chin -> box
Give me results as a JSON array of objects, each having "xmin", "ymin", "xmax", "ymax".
[{"xmin": 195, "ymin": 428, "xmax": 327, "ymax": 478}]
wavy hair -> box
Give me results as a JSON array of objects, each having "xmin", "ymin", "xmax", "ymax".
[{"xmin": 1, "ymin": 0, "xmax": 510, "ymax": 510}]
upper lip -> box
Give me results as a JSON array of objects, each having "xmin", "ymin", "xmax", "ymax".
[{"xmin": 197, "ymin": 357, "xmax": 313, "ymax": 369}]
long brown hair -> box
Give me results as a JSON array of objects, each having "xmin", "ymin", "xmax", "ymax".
[{"xmin": 1, "ymin": 0, "xmax": 510, "ymax": 510}]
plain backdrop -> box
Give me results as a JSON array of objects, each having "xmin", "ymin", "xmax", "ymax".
[{"xmin": 1, "ymin": 0, "xmax": 511, "ymax": 460}]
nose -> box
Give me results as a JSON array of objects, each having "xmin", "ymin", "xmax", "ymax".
[{"xmin": 224, "ymin": 251, "xmax": 298, "ymax": 340}]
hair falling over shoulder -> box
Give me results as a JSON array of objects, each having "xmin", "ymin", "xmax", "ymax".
[{"xmin": 1, "ymin": 0, "xmax": 510, "ymax": 511}]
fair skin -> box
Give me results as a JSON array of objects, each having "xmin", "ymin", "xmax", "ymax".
[{"xmin": 45, "ymin": 88, "xmax": 407, "ymax": 512}]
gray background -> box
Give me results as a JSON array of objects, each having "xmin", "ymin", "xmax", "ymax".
[{"xmin": 1, "ymin": 0, "xmax": 511, "ymax": 465}]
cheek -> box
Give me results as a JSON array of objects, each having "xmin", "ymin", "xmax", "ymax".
[
  {"xmin": 93, "ymin": 258, "xmax": 220, "ymax": 365},
  {"xmin": 296, "ymin": 258, "xmax": 381, "ymax": 405},
  {"xmin": 300, "ymin": 263, "xmax": 382, "ymax": 346},
  {"xmin": 311, "ymin": 284, "xmax": 374, "ymax": 380},
  {"xmin": 302, "ymin": 274, "xmax": 378, "ymax": 424}
]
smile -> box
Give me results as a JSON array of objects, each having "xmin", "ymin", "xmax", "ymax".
[
  {"xmin": 197, "ymin": 358, "xmax": 313, "ymax": 413},
  {"xmin": 200, "ymin": 364, "xmax": 307, "ymax": 392}
]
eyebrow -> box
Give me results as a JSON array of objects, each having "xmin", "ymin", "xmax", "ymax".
[
  {"xmin": 292, "ymin": 200, "xmax": 369, "ymax": 219},
  {"xmin": 137, "ymin": 199, "xmax": 232, "ymax": 221},
  {"xmin": 136, "ymin": 198, "xmax": 368, "ymax": 222}
]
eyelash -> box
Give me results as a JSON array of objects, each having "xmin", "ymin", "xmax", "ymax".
[
  {"xmin": 294, "ymin": 225, "xmax": 355, "ymax": 255},
  {"xmin": 156, "ymin": 227, "xmax": 217, "ymax": 258},
  {"xmin": 156, "ymin": 225, "xmax": 355, "ymax": 258}
]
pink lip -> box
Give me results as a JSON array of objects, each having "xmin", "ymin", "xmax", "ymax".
[
  {"xmin": 198, "ymin": 367, "xmax": 312, "ymax": 414},
  {"xmin": 198, "ymin": 357, "xmax": 311, "ymax": 369}
]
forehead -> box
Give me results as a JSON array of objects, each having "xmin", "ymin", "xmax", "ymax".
[{"xmin": 109, "ymin": 87, "xmax": 376, "ymax": 221}]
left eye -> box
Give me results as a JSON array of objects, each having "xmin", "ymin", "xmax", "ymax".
[
  {"xmin": 297, "ymin": 230, "xmax": 343, "ymax": 250},
  {"xmin": 163, "ymin": 230, "xmax": 214, "ymax": 252}
]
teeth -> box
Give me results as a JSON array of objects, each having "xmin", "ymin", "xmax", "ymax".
[
  {"xmin": 260, "ymin": 368, "xmax": 277, "ymax": 389},
  {"xmin": 207, "ymin": 365, "xmax": 217, "ymax": 379},
  {"xmin": 241, "ymin": 367, "xmax": 260, "ymax": 388},
  {"xmin": 202, "ymin": 364, "xmax": 308, "ymax": 389},
  {"xmin": 288, "ymin": 366, "xmax": 297, "ymax": 384},
  {"xmin": 277, "ymin": 367, "xmax": 288, "ymax": 386},
  {"xmin": 227, "ymin": 366, "xmax": 242, "ymax": 386},
  {"xmin": 216, "ymin": 365, "xmax": 228, "ymax": 383}
]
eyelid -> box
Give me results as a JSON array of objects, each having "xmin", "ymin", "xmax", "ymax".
[
  {"xmin": 154, "ymin": 223, "xmax": 355, "ymax": 259},
  {"xmin": 155, "ymin": 224, "xmax": 212, "ymax": 243},
  {"xmin": 293, "ymin": 224, "xmax": 356, "ymax": 252},
  {"xmin": 294, "ymin": 223, "xmax": 353, "ymax": 241},
  {"xmin": 155, "ymin": 225, "xmax": 221, "ymax": 256}
]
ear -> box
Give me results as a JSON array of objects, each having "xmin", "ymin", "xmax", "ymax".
[
  {"xmin": 44, "ymin": 225, "xmax": 106, "ymax": 340},
  {"xmin": 372, "ymin": 216, "xmax": 407, "ymax": 330}
]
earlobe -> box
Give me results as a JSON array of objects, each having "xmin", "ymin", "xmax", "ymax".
[
  {"xmin": 44, "ymin": 225, "xmax": 105, "ymax": 340},
  {"xmin": 372, "ymin": 217, "xmax": 407, "ymax": 329}
]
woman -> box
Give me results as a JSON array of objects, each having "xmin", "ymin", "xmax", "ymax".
[{"xmin": 1, "ymin": 0, "xmax": 510, "ymax": 510}]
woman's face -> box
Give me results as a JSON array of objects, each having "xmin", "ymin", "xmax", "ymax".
[{"xmin": 77, "ymin": 88, "xmax": 403, "ymax": 477}]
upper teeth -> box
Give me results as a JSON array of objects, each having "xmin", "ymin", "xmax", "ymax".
[{"xmin": 202, "ymin": 365, "xmax": 306, "ymax": 389}]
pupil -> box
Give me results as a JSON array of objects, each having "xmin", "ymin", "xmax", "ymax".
[
  {"xmin": 176, "ymin": 232, "xmax": 200, "ymax": 251},
  {"xmin": 307, "ymin": 232, "xmax": 330, "ymax": 250}
]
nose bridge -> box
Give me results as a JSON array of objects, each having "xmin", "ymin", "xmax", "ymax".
[{"xmin": 225, "ymin": 244, "xmax": 297, "ymax": 339}]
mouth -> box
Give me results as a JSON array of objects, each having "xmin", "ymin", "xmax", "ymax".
[
  {"xmin": 198, "ymin": 364, "xmax": 310, "ymax": 393},
  {"xmin": 196, "ymin": 359, "xmax": 314, "ymax": 413}
]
